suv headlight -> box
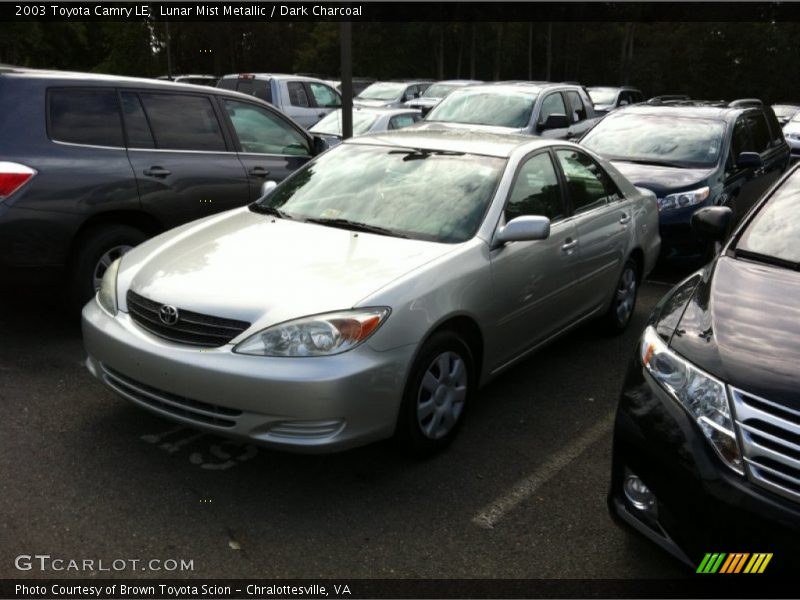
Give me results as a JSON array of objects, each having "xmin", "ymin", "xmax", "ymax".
[
  {"xmin": 96, "ymin": 257, "xmax": 121, "ymax": 316},
  {"xmin": 234, "ymin": 308, "xmax": 390, "ymax": 357},
  {"xmin": 640, "ymin": 326, "xmax": 743, "ymax": 474},
  {"xmin": 657, "ymin": 186, "xmax": 710, "ymax": 212}
]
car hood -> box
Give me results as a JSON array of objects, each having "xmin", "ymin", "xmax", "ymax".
[
  {"xmin": 668, "ymin": 256, "xmax": 800, "ymax": 405},
  {"xmin": 412, "ymin": 121, "xmax": 528, "ymax": 135},
  {"xmin": 120, "ymin": 208, "xmax": 458, "ymax": 331},
  {"xmin": 610, "ymin": 161, "xmax": 714, "ymax": 196},
  {"xmin": 406, "ymin": 98, "xmax": 440, "ymax": 108},
  {"xmin": 353, "ymin": 98, "xmax": 394, "ymax": 108}
]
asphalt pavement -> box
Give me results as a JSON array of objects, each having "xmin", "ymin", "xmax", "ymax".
[{"xmin": 1, "ymin": 272, "xmax": 691, "ymax": 581}]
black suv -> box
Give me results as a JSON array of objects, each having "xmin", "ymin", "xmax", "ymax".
[
  {"xmin": 0, "ymin": 67, "xmax": 325, "ymax": 308},
  {"xmin": 581, "ymin": 99, "xmax": 790, "ymax": 260}
]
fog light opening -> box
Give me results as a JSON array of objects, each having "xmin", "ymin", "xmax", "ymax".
[{"xmin": 623, "ymin": 473, "xmax": 657, "ymax": 513}]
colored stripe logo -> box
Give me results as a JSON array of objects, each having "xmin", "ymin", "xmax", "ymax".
[{"xmin": 696, "ymin": 553, "xmax": 773, "ymax": 574}]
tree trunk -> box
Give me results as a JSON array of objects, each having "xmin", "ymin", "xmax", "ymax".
[
  {"xmin": 437, "ymin": 25, "xmax": 445, "ymax": 79},
  {"xmin": 528, "ymin": 22, "xmax": 533, "ymax": 80},
  {"xmin": 545, "ymin": 22, "xmax": 553, "ymax": 81},
  {"xmin": 469, "ymin": 23, "xmax": 476, "ymax": 79},
  {"xmin": 493, "ymin": 23, "xmax": 504, "ymax": 81},
  {"xmin": 456, "ymin": 27, "xmax": 463, "ymax": 78}
]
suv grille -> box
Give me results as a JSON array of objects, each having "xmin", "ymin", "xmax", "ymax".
[
  {"xmin": 127, "ymin": 290, "xmax": 250, "ymax": 347},
  {"xmin": 732, "ymin": 387, "xmax": 800, "ymax": 504}
]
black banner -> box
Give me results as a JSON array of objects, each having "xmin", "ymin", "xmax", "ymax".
[
  {"xmin": 3, "ymin": 1, "xmax": 800, "ymax": 23},
  {"xmin": 2, "ymin": 579, "xmax": 800, "ymax": 599}
]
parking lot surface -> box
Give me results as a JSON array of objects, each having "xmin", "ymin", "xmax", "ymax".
[{"xmin": 1, "ymin": 275, "xmax": 689, "ymax": 579}]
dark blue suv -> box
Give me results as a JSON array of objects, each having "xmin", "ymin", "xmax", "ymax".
[{"xmin": 581, "ymin": 99, "xmax": 790, "ymax": 261}]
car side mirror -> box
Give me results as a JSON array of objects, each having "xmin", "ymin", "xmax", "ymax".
[
  {"xmin": 539, "ymin": 113, "xmax": 570, "ymax": 131},
  {"xmin": 737, "ymin": 151, "xmax": 762, "ymax": 169},
  {"xmin": 691, "ymin": 206, "xmax": 733, "ymax": 244},
  {"xmin": 257, "ymin": 180, "xmax": 278, "ymax": 201},
  {"xmin": 494, "ymin": 216, "xmax": 551, "ymax": 246},
  {"xmin": 312, "ymin": 135, "xmax": 331, "ymax": 155}
]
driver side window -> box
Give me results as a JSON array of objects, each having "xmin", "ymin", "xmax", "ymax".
[
  {"xmin": 539, "ymin": 93, "xmax": 567, "ymax": 126},
  {"xmin": 506, "ymin": 152, "xmax": 564, "ymax": 222},
  {"xmin": 223, "ymin": 99, "xmax": 310, "ymax": 157}
]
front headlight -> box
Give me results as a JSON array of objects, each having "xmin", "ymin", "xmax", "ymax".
[
  {"xmin": 234, "ymin": 308, "xmax": 390, "ymax": 357},
  {"xmin": 657, "ymin": 186, "xmax": 710, "ymax": 212},
  {"xmin": 96, "ymin": 257, "xmax": 121, "ymax": 316},
  {"xmin": 640, "ymin": 326, "xmax": 743, "ymax": 474}
]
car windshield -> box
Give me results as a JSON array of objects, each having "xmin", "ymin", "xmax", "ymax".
[
  {"xmin": 422, "ymin": 83, "xmax": 459, "ymax": 98},
  {"xmin": 427, "ymin": 90, "xmax": 537, "ymax": 128},
  {"xmin": 790, "ymin": 112, "xmax": 800, "ymax": 123},
  {"xmin": 254, "ymin": 144, "xmax": 505, "ymax": 243},
  {"xmin": 773, "ymin": 105, "xmax": 800, "ymax": 120},
  {"xmin": 588, "ymin": 88, "xmax": 618, "ymax": 105},
  {"xmin": 310, "ymin": 110, "xmax": 378, "ymax": 136},
  {"xmin": 736, "ymin": 168, "xmax": 800, "ymax": 266},
  {"xmin": 582, "ymin": 114, "xmax": 725, "ymax": 167},
  {"xmin": 357, "ymin": 82, "xmax": 406, "ymax": 101}
]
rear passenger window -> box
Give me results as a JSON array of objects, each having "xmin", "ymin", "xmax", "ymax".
[
  {"xmin": 388, "ymin": 114, "xmax": 420, "ymax": 130},
  {"xmin": 745, "ymin": 111, "xmax": 771, "ymax": 153},
  {"xmin": 287, "ymin": 82, "xmax": 311, "ymax": 108},
  {"xmin": 120, "ymin": 92, "xmax": 154, "ymax": 149},
  {"xmin": 556, "ymin": 149, "xmax": 615, "ymax": 214},
  {"xmin": 49, "ymin": 89, "xmax": 123, "ymax": 147},
  {"xmin": 506, "ymin": 152, "xmax": 564, "ymax": 222},
  {"xmin": 565, "ymin": 91, "xmax": 587, "ymax": 122},
  {"xmin": 764, "ymin": 108, "xmax": 785, "ymax": 147},
  {"xmin": 139, "ymin": 93, "xmax": 226, "ymax": 152}
]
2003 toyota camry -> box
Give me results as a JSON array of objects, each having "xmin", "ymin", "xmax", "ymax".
[{"xmin": 82, "ymin": 130, "xmax": 660, "ymax": 455}]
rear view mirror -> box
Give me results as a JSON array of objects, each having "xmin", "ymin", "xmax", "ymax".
[
  {"xmin": 691, "ymin": 206, "xmax": 733, "ymax": 244},
  {"xmin": 737, "ymin": 152, "xmax": 762, "ymax": 169},
  {"xmin": 257, "ymin": 180, "xmax": 277, "ymax": 201},
  {"xmin": 494, "ymin": 216, "xmax": 551, "ymax": 246},
  {"xmin": 539, "ymin": 113, "xmax": 570, "ymax": 131}
]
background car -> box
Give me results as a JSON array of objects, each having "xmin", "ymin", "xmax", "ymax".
[
  {"xmin": 0, "ymin": 66, "xmax": 325, "ymax": 309},
  {"xmin": 309, "ymin": 107, "xmax": 423, "ymax": 146},
  {"xmin": 82, "ymin": 130, "xmax": 659, "ymax": 458},
  {"xmin": 770, "ymin": 103, "xmax": 800, "ymax": 125},
  {"xmin": 781, "ymin": 110, "xmax": 800, "ymax": 159},
  {"xmin": 609, "ymin": 163, "xmax": 800, "ymax": 574},
  {"xmin": 404, "ymin": 79, "xmax": 482, "ymax": 116},
  {"xmin": 353, "ymin": 80, "xmax": 433, "ymax": 108},
  {"xmin": 580, "ymin": 99, "xmax": 790, "ymax": 261},
  {"xmin": 587, "ymin": 86, "xmax": 644, "ymax": 115},
  {"xmin": 157, "ymin": 74, "xmax": 219, "ymax": 87},
  {"xmin": 217, "ymin": 73, "xmax": 341, "ymax": 127},
  {"xmin": 418, "ymin": 82, "xmax": 599, "ymax": 140}
]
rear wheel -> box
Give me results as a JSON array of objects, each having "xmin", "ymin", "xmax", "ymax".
[
  {"xmin": 602, "ymin": 258, "xmax": 639, "ymax": 334},
  {"xmin": 68, "ymin": 224, "xmax": 146, "ymax": 313},
  {"xmin": 395, "ymin": 331, "xmax": 474, "ymax": 457}
]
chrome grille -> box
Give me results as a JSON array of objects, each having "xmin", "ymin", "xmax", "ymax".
[
  {"xmin": 101, "ymin": 364, "xmax": 241, "ymax": 428},
  {"xmin": 127, "ymin": 290, "xmax": 250, "ymax": 347},
  {"xmin": 732, "ymin": 387, "xmax": 800, "ymax": 503}
]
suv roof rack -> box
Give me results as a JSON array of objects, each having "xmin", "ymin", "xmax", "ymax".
[
  {"xmin": 728, "ymin": 98, "xmax": 763, "ymax": 108},
  {"xmin": 647, "ymin": 94, "xmax": 690, "ymax": 104}
]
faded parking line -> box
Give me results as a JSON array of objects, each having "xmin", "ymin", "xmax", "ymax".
[{"xmin": 472, "ymin": 411, "xmax": 615, "ymax": 529}]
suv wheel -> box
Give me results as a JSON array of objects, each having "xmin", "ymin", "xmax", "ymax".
[
  {"xmin": 395, "ymin": 331, "xmax": 474, "ymax": 457},
  {"xmin": 69, "ymin": 225, "xmax": 147, "ymax": 313}
]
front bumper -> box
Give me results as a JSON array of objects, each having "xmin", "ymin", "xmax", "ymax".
[
  {"xmin": 82, "ymin": 299, "xmax": 416, "ymax": 453},
  {"xmin": 609, "ymin": 360, "xmax": 800, "ymax": 573}
]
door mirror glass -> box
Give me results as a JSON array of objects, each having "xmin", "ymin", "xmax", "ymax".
[{"xmin": 495, "ymin": 216, "xmax": 551, "ymax": 244}]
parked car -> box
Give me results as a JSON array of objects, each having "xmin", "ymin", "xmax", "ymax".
[
  {"xmin": 217, "ymin": 73, "xmax": 341, "ymax": 128},
  {"xmin": 353, "ymin": 80, "xmax": 433, "ymax": 109},
  {"xmin": 770, "ymin": 103, "xmax": 800, "ymax": 126},
  {"xmin": 581, "ymin": 99, "xmax": 790, "ymax": 261},
  {"xmin": 0, "ymin": 66, "xmax": 326, "ymax": 309},
  {"xmin": 309, "ymin": 107, "xmax": 423, "ymax": 146},
  {"xmin": 325, "ymin": 77, "xmax": 376, "ymax": 97},
  {"xmin": 404, "ymin": 80, "xmax": 482, "ymax": 116},
  {"xmin": 419, "ymin": 82, "xmax": 600, "ymax": 140},
  {"xmin": 782, "ymin": 111, "xmax": 800, "ymax": 159},
  {"xmin": 587, "ymin": 86, "xmax": 644, "ymax": 115},
  {"xmin": 157, "ymin": 74, "xmax": 219, "ymax": 87},
  {"xmin": 82, "ymin": 130, "xmax": 659, "ymax": 455},
  {"xmin": 609, "ymin": 163, "xmax": 800, "ymax": 573}
]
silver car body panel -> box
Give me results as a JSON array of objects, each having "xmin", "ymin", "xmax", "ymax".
[{"xmin": 83, "ymin": 130, "xmax": 660, "ymax": 452}]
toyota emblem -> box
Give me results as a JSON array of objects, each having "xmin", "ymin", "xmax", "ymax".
[{"xmin": 158, "ymin": 305, "xmax": 179, "ymax": 326}]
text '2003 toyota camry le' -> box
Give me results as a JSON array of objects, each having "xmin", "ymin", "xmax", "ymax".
[{"xmin": 82, "ymin": 129, "xmax": 660, "ymax": 455}]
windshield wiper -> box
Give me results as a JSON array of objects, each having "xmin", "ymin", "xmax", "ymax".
[
  {"xmin": 303, "ymin": 217, "xmax": 408, "ymax": 238},
  {"xmin": 388, "ymin": 148, "xmax": 465, "ymax": 161},
  {"xmin": 734, "ymin": 248, "xmax": 799, "ymax": 271},
  {"xmin": 614, "ymin": 158, "xmax": 687, "ymax": 169},
  {"xmin": 249, "ymin": 204, "xmax": 293, "ymax": 219}
]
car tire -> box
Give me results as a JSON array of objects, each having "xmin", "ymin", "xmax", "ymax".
[
  {"xmin": 395, "ymin": 331, "xmax": 474, "ymax": 457},
  {"xmin": 68, "ymin": 224, "xmax": 146, "ymax": 314},
  {"xmin": 602, "ymin": 257, "xmax": 639, "ymax": 335}
]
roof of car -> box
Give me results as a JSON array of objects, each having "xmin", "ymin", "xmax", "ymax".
[
  {"xmin": 219, "ymin": 73, "xmax": 330, "ymax": 83},
  {"xmin": 343, "ymin": 128, "xmax": 554, "ymax": 158},
  {"xmin": 588, "ymin": 85, "xmax": 641, "ymax": 91},
  {"xmin": 1, "ymin": 66, "xmax": 233, "ymax": 90},
  {"xmin": 610, "ymin": 103, "xmax": 759, "ymax": 121}
]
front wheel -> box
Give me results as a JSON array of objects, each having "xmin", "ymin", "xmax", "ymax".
[
  {"xmin": 602, "ymin": 258, "xmax": 639, "ymax": 334},
  {"xmin": 395, "ymin": 331, "xmax": 474, "ymax": 457}
]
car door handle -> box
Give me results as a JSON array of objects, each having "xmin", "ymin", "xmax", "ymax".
[
  {"xmin": 619, "ymin": 213, "xmax": 631, "ymax": 225},
  {"xmin": 561, "ymin": 239, "xmax": 578, "ymax": 253},
  {"xmin": 248, "ymin": 167, "xmax": 271, "ymax": 178},
  {"xmin": 143, "ymin": 166, "xmax": 171, "ymax": 178}
]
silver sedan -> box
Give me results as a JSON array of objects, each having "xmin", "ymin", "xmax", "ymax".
[{"xmin": 82, "ymin": 130, "xmax": 660, "ymax": 455}]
